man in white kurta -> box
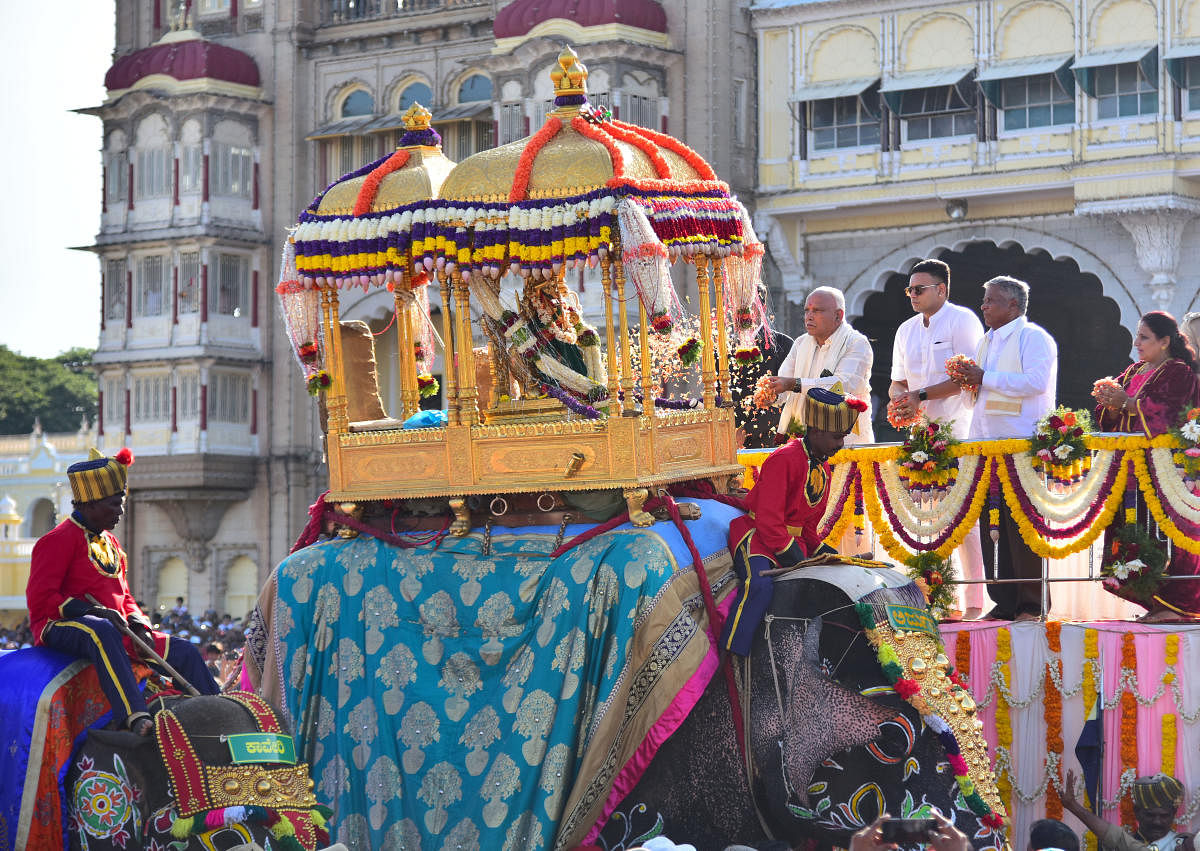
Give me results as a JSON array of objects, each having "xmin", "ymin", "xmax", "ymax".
[
  {"xmin": 889, "ymin": 259, "xmax": 986, "ymax": 618},
  {"xmin": 769, "ymin": 287, "xmax": 875, "ymax": 446},
  {"xmin": 957, "ymin": 276, "xmax": 1057, "ymax": 621}
]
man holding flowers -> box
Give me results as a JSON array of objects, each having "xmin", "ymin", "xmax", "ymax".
[
  {"xmin": 889, "ymin": 258, "xmax": 986, "ymax": 618},
  {"xmin": 952, "ymin": 276, "xmax": 1057, "ymax": 621}
]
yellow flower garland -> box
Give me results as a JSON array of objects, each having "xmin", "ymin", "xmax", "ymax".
[
  {"xmin": 994, "ymin": 455, "xmax": 1128, "ymax": 558},
  {"xmin": 1162, "ymin": 714, "xmax": 1177, "ymax": 777},
  {"xmin": 1082, "ymin": 628, "xmax": 1099, "ymax": 851},
  {"xmin": 1131, "ymin": 450, "xmax": 1200, "ymax": 555},
  {"xmin": 995, "ymin": 627, "xmax": 1014, "ymax": 815},
  {"xmin": 858, "ymin": 457, "xmax": 991, "ymax": 562}
]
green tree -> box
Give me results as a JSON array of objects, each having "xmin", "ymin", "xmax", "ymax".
[{"xmin": 0, "ymin": 346, "xmax": 97, "ymax": 434}]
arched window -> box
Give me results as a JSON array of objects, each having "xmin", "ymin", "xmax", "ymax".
[
  {"xmin": 457, "ymin": 74, "xmax": 492, "ymax": 104},
  {"xmin": 224, "ymin": 555, "xmax": 259, "ymax": 621},
  {"xmin": 157, "ymin": 557, "xmax": 188, "ymax": 614},
  {"xmin": 341, "ymin": 89, "xmax": 374, "ymax": 118},
  {"xmin": 399, "ymin": 82, "xmax": 433, "ymax": 112}
]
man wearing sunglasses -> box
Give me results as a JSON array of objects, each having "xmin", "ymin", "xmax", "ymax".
[{"xmin": 889, "ymin": 258, "xmax": 986, "ymax": 618}]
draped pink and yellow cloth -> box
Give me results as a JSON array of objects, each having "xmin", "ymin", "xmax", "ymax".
[{"xmin": 939, "ymin": 621, "xmax": 1200, "ymax": 847}]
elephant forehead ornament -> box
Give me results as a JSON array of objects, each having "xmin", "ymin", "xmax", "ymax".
[
  {"xmin": 154, "ymin": 691, "xmax": 333, "ymax": 848},
  {"xmin": 856, "ymin": 602, "xmax": 1008, "ymax": 832}
]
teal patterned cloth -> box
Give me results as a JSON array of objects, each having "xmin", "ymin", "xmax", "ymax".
[{"xmin": 260, "ymin": 500, "xmax": 740, "ymax": 850}]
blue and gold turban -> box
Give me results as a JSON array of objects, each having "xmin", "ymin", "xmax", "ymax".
[
  {"xmin": 68, "ymin": 447, "xmax": 134, "ymax": 503},
  {"xmin": 803, "ymin": 385, "xmax": 866, "ymax": 434}
]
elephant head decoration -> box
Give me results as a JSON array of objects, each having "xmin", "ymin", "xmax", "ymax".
[
  {"xmin": 67, "ymin": 691, "xmax": 333, "ymax": 851},
  {"xmin": 599, "ymin": 564, "xmax": 1007, "ymax": 850}
]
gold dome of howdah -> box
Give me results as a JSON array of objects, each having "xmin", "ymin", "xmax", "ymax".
[
  {"xmin": 438, "ymin": 46, "xmax": 706, "ymax": 203},
  {"xmin": 315, "ymin": 102, "xmax": 455, "ymax": 215}
]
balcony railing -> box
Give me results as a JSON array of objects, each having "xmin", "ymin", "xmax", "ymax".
[{"xmin": 319, "ymin": 0, "xmax": 488, "ymax": 25}]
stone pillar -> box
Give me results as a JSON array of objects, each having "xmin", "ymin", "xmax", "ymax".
[{"xmin": 1080, "ymin": 196, "xmax": 1200, "ymax": 313}]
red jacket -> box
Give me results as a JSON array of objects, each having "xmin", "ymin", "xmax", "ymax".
[
  {"xmin": 730, "ymin": 437, "xmax": 832, "ymax": 566},
  {"xmin": 27, "ymin": 516, "xmax": 161, "ymax": 654}
]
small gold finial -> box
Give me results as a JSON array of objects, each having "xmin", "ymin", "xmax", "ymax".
[
  {"xmin": 402, "ymin": 102, "xmax": 433, "ymax": 132},
  {"xmin": 550, "ymin": 46, "xmax": 588, "ymax": 98}
]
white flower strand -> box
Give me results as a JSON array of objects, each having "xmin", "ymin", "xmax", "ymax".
[
  {"xmin": 1148, "ymin": 448, "xmax": 1200, "ymax": 523},
  {"xmin": 878, "ymin": 455, "xmax": 980, "ymax": 534},
  {"xmin": 1010, "ymin": 450, "xmax": 1119, "ymax": 523}
]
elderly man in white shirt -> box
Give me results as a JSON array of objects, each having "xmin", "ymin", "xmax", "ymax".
[
  {"xmin": 767, "ymin": 286, "xmax": 875, "ymax": 445},
  {"xmin": 889, "ymin": 259, "xmax": 986, "ymax": 619},
  {"xmin": 955, "ymin": 275, "xmax": 1057, "ymax": 621}
]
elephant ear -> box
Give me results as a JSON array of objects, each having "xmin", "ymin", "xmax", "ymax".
[{"xmin": 87, "ymin": 727, "xmax": 159, "ymax": 751}]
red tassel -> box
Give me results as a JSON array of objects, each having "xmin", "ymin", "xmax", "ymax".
[{"xmin": 115, "ymin": 447, "xmax": 135, "ymax": 466}]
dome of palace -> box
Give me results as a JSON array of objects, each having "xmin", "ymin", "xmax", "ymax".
[
  {"xmin": 104, "ymin": 34, "xmax": 260, "ymax": 92},
  {"xmin": 494, "ymin": 0, "xmax": 667, "ymax": 40}
]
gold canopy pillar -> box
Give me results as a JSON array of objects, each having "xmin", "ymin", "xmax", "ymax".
[
  {"xmin": 600, "ymin": 256, "xmax": 622, "ymax": 415},
  {"xmin": 615, "ymin": 258, "xmax": 635, "ymax": 415},
  {"xmin": 696, "ymin": 258, "xmax": 716, "ymax": 409},
  {"xmin": 321, "ymin": 285, "xmax": 350, "ymax": 435},
  {"xmin": 453, "ymin": 273, "xmax": 479, "ymax": 425},
  {"xmin": 638, "ymin": 299, "xmax": 654, "ymax": 418},
  {"xmin": 438, "ymin": 269, "xmax": 459, "ymax": 426},
  {"xmin": 714, "ymin": 258, "xmax": 731, "ymax": 402}
]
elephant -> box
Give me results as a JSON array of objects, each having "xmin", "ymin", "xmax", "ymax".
[
  {"xmin": 65, "ymin": 691, "xmax": 335, "ymax": 851},
  {"xmin": 595, "ymin": 563, "xmax": 1007, "ymax": 851},
  {"xmin": 243, "ymin": 497, "xmax": 1006, "ymax": 851}
]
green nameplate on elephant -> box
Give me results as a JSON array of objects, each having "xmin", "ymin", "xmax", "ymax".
[
  {"xmin": 226, "ymin": 733, "xmax": 297, "ymax": 765},
  {"xmin": 884, "ymin": 604, "xmax": 939, "ymax": 637}
]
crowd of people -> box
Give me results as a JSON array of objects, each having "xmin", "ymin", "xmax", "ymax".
[{"xmin": 733, "ymin": 258, "xmax": 1200, "ymax": 624}]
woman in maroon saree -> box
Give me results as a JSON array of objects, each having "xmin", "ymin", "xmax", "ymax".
[{"xmin": 1095, "ymin": 311, "xmax": 1200, "ymax": 622}]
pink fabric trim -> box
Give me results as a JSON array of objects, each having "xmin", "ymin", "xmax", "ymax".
[
  {"xmin": 238, "ymin": 662, "xmax": 254, "ymax": 693},
  {"xmin": 582, "ymin": 594, "xmax": 736, "ymax": 845}
]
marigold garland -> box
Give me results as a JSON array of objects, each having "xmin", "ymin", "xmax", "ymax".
[
  {"xmin": 352, "ymin": 149, "xmax": 410, "ymax": 216},
  {"xmin": 955, "ymin": 630, "xmax": 971, "ymax": 686},
  {"xmin": 610, "ymin": 119, "xmax": 718, "ymax": 180},
  {"xmin": 995, "ymin": 628, "xmax": 1014, "ymax": 816},
  {"xmin": 509, "ymin": 117, "xmax": 565, "ymax": 203},
  {"xmin": 1131, "ymin": 450, "xmax": 1200, "ymax": 555},
  {"xmin": 1119, "ymin": 633, "xmax": 1138, "ymax": 826},
  {"xmin": 1044, "ymin": 620, "xmax": 1064, "ymax": 819},
  {"xmin": 570, "ymin": 116, "xmax": 627, "ymax": 184},
  {"xmin": 600, "ymin": 120, "xmax": 672, "ymax": 178},
  {"xmin": 858, "ymin": 456, "xmax": 991, "ymax": 562},
  {"xmin": 995, "ymin": 456, "xmax": 1128, "ymax": 559},
  {"xmin": 821, "ymin": 468, "xmax": 860, "ymax": 547},
  {"xmin": 1162, "ymin": 713, "xmax": 1177, "ymax": 778}
]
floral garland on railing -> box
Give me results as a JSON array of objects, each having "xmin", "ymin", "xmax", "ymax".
[
  {"xmin": 817, "ymin": 462, "xmax": 858, "ymax": 543},
  {"xmin": 1044, "ymin": 621, "xmax": 1064, "ymax": 819},
  {"xmin": 1118, "ymin": 634, "xmax": 1138, "ymax": 824},
  {"xmin": 859, "ymin": 457, "xmax": 989, "ymax": 562},
  {"xmin": 897, "ymin": 417, "xmax": 959, "ymax": 490},
  {"xmin": 792, "ymin": 435, "xmax": 1200, "ymax": 564},
  {"xmin": 877, "ymin": 455, "xmax": 982, "ymax": 538},
  {"xmin": 1147, "ymin": 448, "xmax": 1200, "ymax": 522},
  {"xmin": 994, "ymin": 628, "xmax": 1014, "ymax": 816},
  {"xmin": 993, "ymin": 457, "xmax": 1127, "ymax": 559},
  {"xmin": 999, "ymin": 454, "xmax": 1126, "ymax": 541},
  {"xmin": 1131, "ymin": 451, "xmax": 1200, "ymax": 555},
  {"xmin": 1030, "ymin": 407, "xmax": 1093, "ymax": 483}
]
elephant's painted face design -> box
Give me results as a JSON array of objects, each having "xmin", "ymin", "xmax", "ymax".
[
  {"xmin": 71, "ymin": 753, "xmax": 141, "ymax": 850},
  {"xmin": 767, "ymin": 617, "xmax": 898, "ymax": 807}
]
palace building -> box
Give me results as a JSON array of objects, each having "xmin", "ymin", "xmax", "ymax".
[
  {"xmin": 86, "ymin": 0, "xmax": 755, "ymax": 613},
  {"xmin": 752, "ymin": 0, "xmax": 1197, "ymax": 422}
]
